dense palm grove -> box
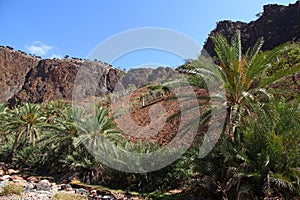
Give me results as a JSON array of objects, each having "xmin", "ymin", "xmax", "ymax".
[{"xmin": 0, "ymin": 33, "xmax": 299, "ymax": 199}]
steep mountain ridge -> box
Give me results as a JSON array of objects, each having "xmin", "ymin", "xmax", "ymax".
[
  {"xmin": 0, "ymin": 46, "xmax": 123, "ymax": 104},
  {"xmin": 0, "ymin": 47, "xmax": 178, "ymax": 104},
  {"xmin": 203, "ymin": 1, "xmax": 300, "ymax": 57},
  {"xmin": 1, "ymin": 2, "xmax": 299, "ymax": 104},
  {"xmin": 0, "ymin": 47, "xmax": 39, "ymax": 103}
]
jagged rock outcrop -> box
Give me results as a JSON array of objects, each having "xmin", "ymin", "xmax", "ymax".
[
  {"xmin": 203, "ymin": 1, "xmax": 300, "ymax": 57},
  {"xmin": 0, "ymin": 46, "xmax": 39, "ymax": 102},
  {"xmin": 121, "ymin": 67, "xmax": 177, "ymax": 88},
  {"xmin": 0, "ymin": 46, "xmax": 122, "ymax": 104},
  {"xmin": 0, "ymin": 46, "xmax": 179, "ymax": 104},
  {"xmin": 1, "ymin": 2, "xmax": 299, "ymax": 104}
]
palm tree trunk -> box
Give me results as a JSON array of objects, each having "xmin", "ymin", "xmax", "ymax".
[
  {"xmin": 11, "ymin": 132, "xmax": 21, "ymax": 162},
  {"xmin": 226, "ymin": 106, "xmax": 235, "ymax": 142},
  {"xmin": 227, "ymin": 105, "xmax": 239, "ymax": 142}
]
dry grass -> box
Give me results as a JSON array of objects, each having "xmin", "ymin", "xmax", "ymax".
[{"xmin": 54, "ymin": 192, "xmax": 88, "ymax": 200}]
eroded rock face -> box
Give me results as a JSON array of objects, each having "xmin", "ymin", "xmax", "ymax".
[
  {"xmin": 0, "ymin": 46, "xmax": 122, "ymax": 104},
  {"xmin": 13, "ymin": 59, "xmax": 120, "ymax": 103},
  {"xmin": 121, "ymin": 67, "xmax": 177, "ymax": 88},
  {"xmin": 203, "ymin": 1, "xmax": 300, "ymax": 57},
  {"xmin": 0, "ymin": 46, "xmax": 39, "ymax": 102},
  {"xmin": 0, "ymin": 46, "xmax": 176, "ymax": 104}
]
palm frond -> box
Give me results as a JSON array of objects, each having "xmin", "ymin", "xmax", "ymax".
[
  {"xmin": 245, "ymin": 37, "xmax": 264, "ymax": 66},
  {"xmin": 270, "ymin": 173, "xmax": 295, "ymax": 191}
]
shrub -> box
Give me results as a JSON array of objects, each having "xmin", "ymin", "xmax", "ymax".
[
  {"xmin": 1, "ymin": 183, "xmax": 24, "ymax": 196},
  {"xmin": 147, "ymin": 84, "xmax": 162, "ymax": 91}
]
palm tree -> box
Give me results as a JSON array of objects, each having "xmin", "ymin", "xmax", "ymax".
[
  {"xmin": 42, "ymin": 100, "xmax": 70, "ymax": 123},
  {"xmin": 0, "ymin": 103, "xmax": 8, "ymax": 140},
  {"xmin": 223, "ymin": 99, "xmax": 300, "ymax": 198},
  {"xmin": 75, "ymin": 107, "xmax": 121, "ymax": 151},
  {"xmin": 41, "ymin": 103, "xmax": 78, "ymax": 153},
  {"xmin": 182, "ymin": 31, "xmax": 300, "ymax": 142},
  {"xmin": 2, "ymin": 103, "xmax": 46, "ymax": 162}
]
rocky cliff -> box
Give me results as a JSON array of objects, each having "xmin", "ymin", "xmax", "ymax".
[
  {"xmin": 203, "ymin": 1, "xmax": 300, "ymax": 57},
  {"xmin": 121, "ymin": 67, "xmax": 177, "ymax": 89},
  {"xmin": 0, "ymin": 46, "xmax": 123, "ymax": 104},
  {"xmin": 0, "ymin": 47, "xmax": 39, "ymax": 103},
  {"xmin": 0, "ymin": 46, "xmax": 178, "ymax": 104},
  {"xmin": 1, "ymin": 2, "xmax": 299, "ymax": 104}
]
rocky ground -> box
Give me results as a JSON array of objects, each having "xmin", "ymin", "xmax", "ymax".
[{"xmin": 0, "ymin": 168, "xmax": 140, "ymax": 200}]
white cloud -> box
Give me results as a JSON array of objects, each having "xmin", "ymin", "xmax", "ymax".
[
  {"xmin": 50, "ymin": 54, "xmax": 62, "ymax": 59},
  {"xmin": 26, "ymin": 41, "xmax": 53, "ymax": 56}
]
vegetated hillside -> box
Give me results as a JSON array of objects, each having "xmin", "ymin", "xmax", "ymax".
[
  {"xmin": 111, "ymin": 83, "xmax": 209, "ymax": 145},
  {"xmin": 203, "ymin": 1, "xmax": 300, "ymax": 57},
  {"xmin": 121, "ymin": 67, "xmax": 178, "ymax": 89}
]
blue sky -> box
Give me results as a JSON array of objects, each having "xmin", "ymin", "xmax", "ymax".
[{"xmin": 0, "ymin": 0, "xmax": 295, "ymax": 69}]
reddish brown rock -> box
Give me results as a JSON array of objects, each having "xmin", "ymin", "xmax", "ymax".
[
  {"xmin": 10, "ymin": 175, "xmax": 24, "ymax": 181},
  {"xmin": 27, "ymin": 176, "xmax": 38, "ymax": 183},
  {"xmin": 0, "ymin": 46, "xmax": 39, "ymax": 103},
  {"xmin": 0, "ymin": 46, "xmax": 123, "ymax": 104}
]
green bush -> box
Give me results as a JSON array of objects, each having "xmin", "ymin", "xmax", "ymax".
[
  {"xmin": 1, "ymin": 183, "xmax": 24, "ymax": 196},
  {"xmin": 193, "ymin": 99, "xmax": 300, "ymax": 199},
  {"xmin": 147, "ymin": 84, "xmax": 162, "ymax": 91}
]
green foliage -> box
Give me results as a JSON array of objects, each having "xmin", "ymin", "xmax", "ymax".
[
  {"xmin": 0, "ymin": 39, "xmax": 299, "ymax": 199},
  {"xmin": 1, "ymin": 103, "xmax": 46, "ymax": 161},
  {"xmin": 101, "ymin": 149, "xmax": 195, "ymax": 192},
  {"xmin": 1, "ymin": 183, "xmax": 24, "ymax": 196},
  {"xmin": 178, "ymin": 32, "xmax": 300, "ymax": 198},
  {"xmin": 267, "ymin": 43, "xmax": 300, "ymax": 99},
  {"xmin": 268, "ymin": 43, "xmax": 300, "ymax": 75},
  {"xmin": 147, "ymin": 84, "xmax": 162, "ymax": 91},
  {"xmin": 0, "ymin": 101, "xmax": 121, "ymax": 183},
  {"xmin": 193, "ymin": 99, "xmax": 300, "ymax": 199},
  {"xmin": 241, "ymin": 100, "xmax": 300, "ymax": 197},
  {"xmin": 180, "ymin": 32, "xmax": 300, "ymax": 142}
]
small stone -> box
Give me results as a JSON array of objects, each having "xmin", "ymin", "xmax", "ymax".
[
  {"xmin": 36, "ymin": 179, "xmax": 51, "ymax": 190},
  {"xmin": 75, "ymin": 188, "xmax": 88, "ymax": 195},
  {"xmin": 102, "ymin": 195, "xmax": 112, "ymax": 199},
  {"xmin": 90, "ymin": 189, "xmax": 97, "ymax": 196},
  {"xmin": 0, "ymin": 175, "xmax": 10, "ymax": 181},
  {"xmin": 61, "ymin": 183, "xmax": 72, "ymax": 190}
]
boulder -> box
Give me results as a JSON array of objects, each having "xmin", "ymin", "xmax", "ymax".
[{"xmin": 36, "ymin": 179, "xmax": 51, "ymax": 191}]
